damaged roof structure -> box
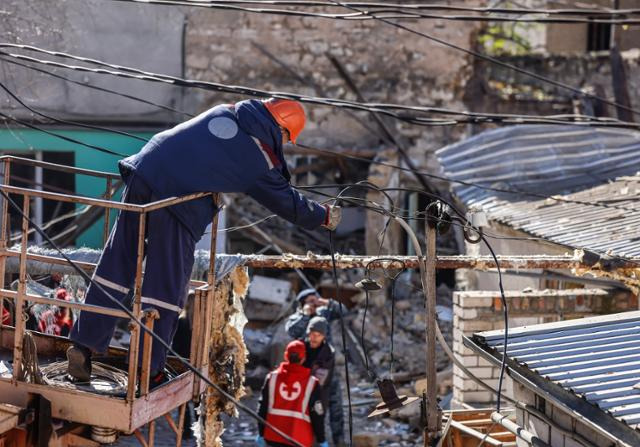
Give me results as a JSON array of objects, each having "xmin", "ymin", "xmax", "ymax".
[
  {"xmin": 437, "ymin": 124, "xmax": 640, "ymax": 258},
  {"xmin": 466, "ymin": 311, "xmax": 640, "ymax": 447}
]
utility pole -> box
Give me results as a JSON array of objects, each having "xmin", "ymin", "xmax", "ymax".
[{"xmin": 423, "ymin": 205, "xmax": 440, "ymax": 445}]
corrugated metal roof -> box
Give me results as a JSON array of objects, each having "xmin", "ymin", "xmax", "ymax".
[
  {"xmin": 435, "ymin": 125, "xmax": 640, "ymax": 258},
  {"xmin": 473, "ymin": 311, "xmax": 640, "ymax": 432}
]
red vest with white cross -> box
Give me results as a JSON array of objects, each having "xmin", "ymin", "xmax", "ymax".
[{"xmin": 264, "ymin": 363, "xmax": 318, "ymax": 447}]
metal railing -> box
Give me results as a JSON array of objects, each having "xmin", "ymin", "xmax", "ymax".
[{"xmin": 0, "ymin": 155, "xmax": 220, "ymax": 402}]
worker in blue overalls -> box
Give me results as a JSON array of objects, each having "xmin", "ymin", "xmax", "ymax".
[{"xmin": 67, "ymin": 98, "xmax": 341, "ymax": 385}]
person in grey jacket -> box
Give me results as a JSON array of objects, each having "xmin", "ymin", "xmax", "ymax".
[{"xmin": 285, "ymin": 289, "xmax": 345, "ymax": 447}]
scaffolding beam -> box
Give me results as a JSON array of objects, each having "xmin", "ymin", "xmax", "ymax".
[{"xmin": 2, "ymin": 251, "xmax": 638, "ymax": 275}]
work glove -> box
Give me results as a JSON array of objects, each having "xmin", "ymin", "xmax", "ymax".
[
  {"xmin": 255, "ymin": 435, "xmax": 267, "ymax": 447},
  {"xmin": 322, "ymin": 205, "xmax": 341, "ymax": 231}
]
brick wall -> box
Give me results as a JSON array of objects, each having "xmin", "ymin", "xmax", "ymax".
[{"xmin": 452, "ymin": 288, "xmax": 637, "ymax": 406}]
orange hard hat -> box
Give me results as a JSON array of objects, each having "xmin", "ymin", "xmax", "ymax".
[{"xmin": 263, "ymin": 98, "xmax": 306, "ymax": 144}]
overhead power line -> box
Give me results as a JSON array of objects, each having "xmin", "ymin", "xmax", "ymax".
[
  {"xmin": 100, "ymin": 0, "xmax": 640, "ymax": 24},
  {"xmin": 157, "ymin": 0, "xmax": 640, "ymax": 16},
  {"xmin": 1, "ymin": 45, "xmax": 638, "ymax": 129},
  {"xmin": 323, "ymin": 0, "xmax": 640, "ymax": 119},
  {"xmin": 1, "ymin": 53, "xmax": 638, "ymax": 215},
  {"xmin": 0, "ymin": 57, "xmax": 194, "ymax": 118}
]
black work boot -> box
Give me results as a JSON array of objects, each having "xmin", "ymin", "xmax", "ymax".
[{"xmin": 66, "ymin": 344, "xmax": 92, "ymax": 382}]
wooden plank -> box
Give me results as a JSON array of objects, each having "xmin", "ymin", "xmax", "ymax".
[
  {"xmin": 130, "ymin": 372, "xmax": 194, "ymax": 430},
  {"xmin": 2, "ymin": 381, "xmax": 130, "ymax": 430},
  {"xmin": 449, "ymin": 420, "xmax": 503, "ymax": 446}
]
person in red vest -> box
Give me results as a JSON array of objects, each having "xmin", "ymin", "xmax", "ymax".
[
  {"xmin": 1, "ymin": 305, "xmax": 9, "ymax": 325},
  {"xmin": 37, "ymin": 288, "xmax": 73, "ymax": 337},
  {"xmin": 256, "ymin": 340, "xmax": 327, "ymax": 447}
]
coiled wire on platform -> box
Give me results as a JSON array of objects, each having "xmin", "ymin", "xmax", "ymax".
[{"xmin": 40, "ymin": 361, "xmax": 128, "ymax": 396}]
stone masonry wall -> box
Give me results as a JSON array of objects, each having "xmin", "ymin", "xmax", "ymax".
[
  {"xmin": 183, "ymin": 5, "xmax": 482, "ymax": 190},
  {"xmin": 452, "ymin": 289, "xmax": 638, "ymax": 406}
]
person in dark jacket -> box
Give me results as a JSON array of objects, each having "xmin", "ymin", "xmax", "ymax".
[
  {"xmin": 256, "ymin": 340, "xmax": 327, "ymax": 447},
  {"xmin": 286, "ymin": 290, "xmax": 345, "ymax": 446},
  {"xmin": 67, "ymin": 98, "xmax": 342, "ymax": 383},
  {"xmin": 285, "ymin": 289, "xmax": 343, "ymax": 343},
  {"xmin": 303, "ymin": 317, "xmax": 335, "ymax": 411}
]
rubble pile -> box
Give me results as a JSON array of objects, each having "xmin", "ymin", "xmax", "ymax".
[{"xmin": 350, "ymin": 282, "xmax": 454, "ymax": 383}]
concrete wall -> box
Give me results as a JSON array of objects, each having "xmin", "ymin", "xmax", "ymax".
[
  {"xmin": 452, "ymin": 288, "xmax": 637, "ymax": 406},
  {"xmin": 1, "ymin": 0, "xmax": 185, "ymax": 123}
]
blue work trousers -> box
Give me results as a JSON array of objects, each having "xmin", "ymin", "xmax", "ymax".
[{"xmin": 70, "ymin": 174, "xmax": 196, "ymax": 373}]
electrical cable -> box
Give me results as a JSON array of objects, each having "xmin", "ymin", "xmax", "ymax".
[
  {"xmin": 0, "ymin": 189, "xmax": 306, "ymax": 447},
  {"xmin": 324, "ymin": 0, "xmax": 640, "ymax": 119},
  {"xmin": 2, "ymin": 45, "xmax": 638, "ymax": 129},
  {"xmin": 0, "ymin": 57, "xmax": 195, "ymax": 118},
  {"xmin": 0, "ymin": 81, "xmax": 149, "ymax": 143},
  {"xmin": 328, "ymin": 181, "xmax": 515, "ymax": 423},
  {"xmin": 313, "ymin": 182, "xmax": 517, "ymax": 411},
  {"xmin": 146, "ymin": 0, "xmax": 640, "ymax": 16},
  {"xmin": 290, "ymin": 184, "xmax": 640, "ymax": 272},
  {"xmin": 0, "ymin": 111, "xmax": 127, "ymax": 157},
  {"xmin": 294, "ymin": 145, "xmax": 640, "ymax": 213},
  {"xmin": 99, "ymin": 0, "xmax": 640, "ymax": 24},
  {"xmin": 1, "ymin": 57, "xmax": 634, "ymax": 218},
  {"xmin": 328, "ymin": 230, "xmax": 354, "ymax": 446}
]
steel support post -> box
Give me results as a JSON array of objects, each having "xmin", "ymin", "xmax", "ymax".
[
  {"xmin": 0, "ymin": 159, "xmax": 10, "ymax": 337},
  {"xmin": 12, "ymin": 196, "xmax": 30, "ymax": 381},
  {"xmin": 127, "ymin": 212, "xmax": 147, "ymax": 401},
  {"xmin": 103, "ymin": 177, "xmax": 113, "ymax": 244}
]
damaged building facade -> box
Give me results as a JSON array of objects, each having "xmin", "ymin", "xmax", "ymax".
[{"xmin": 1, "ymin": 1, "xmax": 640, "ymax": 446}]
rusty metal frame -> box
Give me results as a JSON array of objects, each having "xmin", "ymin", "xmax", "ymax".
[{"xmin": 0, "ymin": 156, "xmax": 218, "ymax": 441}]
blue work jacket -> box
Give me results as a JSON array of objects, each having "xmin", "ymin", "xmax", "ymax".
[{"xmin": 119, "ymin": 99, "xmax": 327, "ymax": 239}]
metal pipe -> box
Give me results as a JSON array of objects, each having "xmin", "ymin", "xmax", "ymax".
[
  {"xmin": 127, "ymin": 212, "xmax": 147, "ymax": 402},
  {"xmin": 12, "ymin": 196, "xmax": 30, "ymax": 381},
  {"xmin": 0, "ymin": 185, "xmax": 143, "ymax": 211},
  {"xmin": 2, "ymin": 250, "xmax": 637, "ymax": 274},
  {"xmin": 0, "ymin": 155, "xmax": 119, "ymax": 179},
  {"xmin": 34, "ymin": 151, "xmax": 43, "ymax": 245},
  {"xmin": 491, "ymin": 411, "xmax": 551, "ymax": 447},
  {"xmin": 448, "ymin": 420, "xmax": 503, "ymax": 446},
  {"xmin": 103, "ymin": 177, "xmax": 113, "ymax": 245},
  {"xmin": 140, "ymin": 192, "xmax": 213, "ymax": 212},
  {"xmin": 0, "ymin": 289, "xmax": 130, "ymax": 319},
  {"xmin": 230, "ymin": 254, "xmax": 638, "ymax": 270},
  {"xmin": 0, "ymin": 159, "xmax": 10, "ymax": 336}
]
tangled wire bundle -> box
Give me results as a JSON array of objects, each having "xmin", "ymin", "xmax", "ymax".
[{"xmin": 41, "ymin": 361, "xmax": 129, "ymax": 397}]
